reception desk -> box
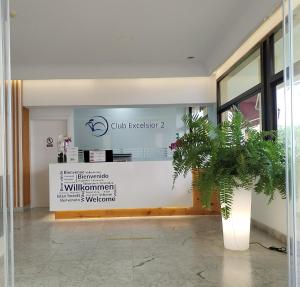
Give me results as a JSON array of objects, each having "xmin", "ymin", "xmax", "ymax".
[{"xmin": 49, "ymin": 161, "xmax": 219, "ymax": 219}]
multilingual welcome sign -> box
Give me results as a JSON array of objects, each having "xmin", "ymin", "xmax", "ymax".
[{"xmin": 49, "ymin": 162, "xmax": 192, "ymax": 211}]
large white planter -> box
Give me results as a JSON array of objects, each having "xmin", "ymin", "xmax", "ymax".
[{"xmin": 222, "ymin": 188, "xmax": 252, "ymax": 251}]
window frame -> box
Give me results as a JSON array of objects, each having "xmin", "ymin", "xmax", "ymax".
[{"xmin": 217, "ymin": 24, "xmax": 283, "ymax": 131}]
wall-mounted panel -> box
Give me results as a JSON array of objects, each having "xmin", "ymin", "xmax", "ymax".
[{"xmin": 73, "ymin": 107, "xmax": 185, "ymax": 161}]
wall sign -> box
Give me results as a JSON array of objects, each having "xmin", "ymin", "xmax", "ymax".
[
  {"xmin": 84, "ymin": 115, "xmax": 166, "ymax": 137},
  {"xmin": 52, "ymin": 167, "xmax": 117, "ymax": 209},
  {"xmin": 74, "ymin": 107, "xmax": 185, "ymax": 151},
  {"xmin": 49, "ymin": 162, "xmax": 192, "ymax": 211},
  {"xmin": 46, "ymin": 136, "xmax": 54, "ymax": 148},
  {"xmin": 66, "ymin": 147, "xmax": 79, "ymax": 163},
  {"xmin": 85, "ymin": 116, "xmax": 109, "ymax": 137}
]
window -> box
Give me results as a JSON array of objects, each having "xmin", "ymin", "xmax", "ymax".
[
  {"xmin": 220, "ymin": 110, "xmax": 233, "ymax": 122},
  {"xmin": 276, "ymin": 82, "xmax": 285, "ymax": 132},
  {"xmin": 219, "ymin": 49, "xmax": 261, "ymax": 105},
  {"xmin": 239, "ymin": 94, "xmax": 261, "ymax": 131},
  {"xmin": 191, "ymin": 106, "xmax": 208, "ymax": 118},
  {"xmin": 287, "ymin": 75, "xmax": 300, "ymax": 126},
  {"xmin": 219, "ymin": 94, "xmax": 261, "ymax": 130},
  {"xmin": 217, "ymin": 25, "xmax": 284, "ymax": 133},
  {"xmin": 294, "ymin": 13, "xmax": 300, "ymax": 66},
  {"xmin": 274, "ymin": 19, "xmax": 300, "ymax": 74},
  {"xmin": 274, "ymin": 29, "xmax": 283, "ymax": 74}
]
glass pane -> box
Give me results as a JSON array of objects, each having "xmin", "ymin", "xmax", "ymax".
[
  {"xmin": 274, "ymin": 28, "xmax": 284, "ymax": 74},
  {"xmin": 0, "ymin": 0, "xmax": 15, "ymax": 285},
  {"xmin": 0, "ymin": 41, "xmax": 4, "ymax": 287},
  {"xmin": 220, "ymin": 110, "xmax": 233, "ymax": 122},
  {"xmin": 73, "ymin": 106, "xmax": 187, "ymax": 161},
  {"xmin": 276, "ymin": 82, "xmax": 285, "ymax": 140},
  {"xmin": 219, "ymin": 49, "xmax": 261, "ymax": 105},
  {"xmin": 239, "ymin": 94, "xmax": 261, "ymax": 131},
  {"xmin": 294, "ymin": 8, "xmax": 300, "ymax": 67},
  {"xmin": 191, "ymin": 106, "xmax": 208, "ymax": 118},
  {"xmin": 285, "ymin": 1, "xmax": 300, "ymax": 286}
]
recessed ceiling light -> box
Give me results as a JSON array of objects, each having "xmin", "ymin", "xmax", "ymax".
[{"xmin": 187, "ymin": 56, "xmax": 195, "ymax": 60}]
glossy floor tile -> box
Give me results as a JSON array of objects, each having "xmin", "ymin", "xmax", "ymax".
[{"xmin": 13, "ymin": 208, "xmax": 288, "ymax": 287}]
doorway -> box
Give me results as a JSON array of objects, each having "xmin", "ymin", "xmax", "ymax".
[{"xmin": 30, "ymin": 120, "xmax": 67, "ymax": 208}]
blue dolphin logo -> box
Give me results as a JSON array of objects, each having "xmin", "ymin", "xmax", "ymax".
[{"xmin": 85, "ymin": 116, "xmax": 109, "ymax": 137}]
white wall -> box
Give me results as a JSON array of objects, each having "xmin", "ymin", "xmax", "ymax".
[
  {"xmin": 23, "ymin": 77, "xmax": 216, "ymax": 107},
  {"xmin": 29, "ymin": 107, "xmax": 74, "ymax": 139},
  {"xmin": 252, "ymin": 193, "xmax": 287, "ymax": 235}
]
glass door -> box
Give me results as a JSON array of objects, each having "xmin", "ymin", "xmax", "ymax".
[
  {"xmin": 285, "ymin": 0, "xmax": 300, "ymax": 286},
  {"xmin": 0, "ymin": 0, "xmax": 15, "ymax": 286}
]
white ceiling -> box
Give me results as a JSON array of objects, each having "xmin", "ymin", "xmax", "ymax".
[{"xmin": 10, "ymin": 0, "xmax": 281, "ymax": 79}]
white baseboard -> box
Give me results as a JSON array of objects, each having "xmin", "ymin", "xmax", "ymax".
[{"xmin": 252, "ymin": 219, "xmax": 287, "ymax": 243}]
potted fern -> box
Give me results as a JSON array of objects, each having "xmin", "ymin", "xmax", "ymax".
[{"xmin": 171, "ymin": 111, "xmax": 286, "ymax": 251}]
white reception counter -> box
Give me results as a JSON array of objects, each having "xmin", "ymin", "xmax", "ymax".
[{"xmin": 49, "ymin": 161, "xmax": 194, "ymax": 219}]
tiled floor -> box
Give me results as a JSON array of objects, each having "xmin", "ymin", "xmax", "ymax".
[{"xmin": 13, "ymin": 208, "xmax": 288, "ymax": 287}]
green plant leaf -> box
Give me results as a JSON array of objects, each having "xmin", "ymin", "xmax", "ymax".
[{"xmin": 171, "ymin": 110, "xmax": 286, "ymax": 218}]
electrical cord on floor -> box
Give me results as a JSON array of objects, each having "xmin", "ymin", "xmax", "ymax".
[{"xmin": 250, "ymin": 242, "xmax": 287, "ymax": 254}]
